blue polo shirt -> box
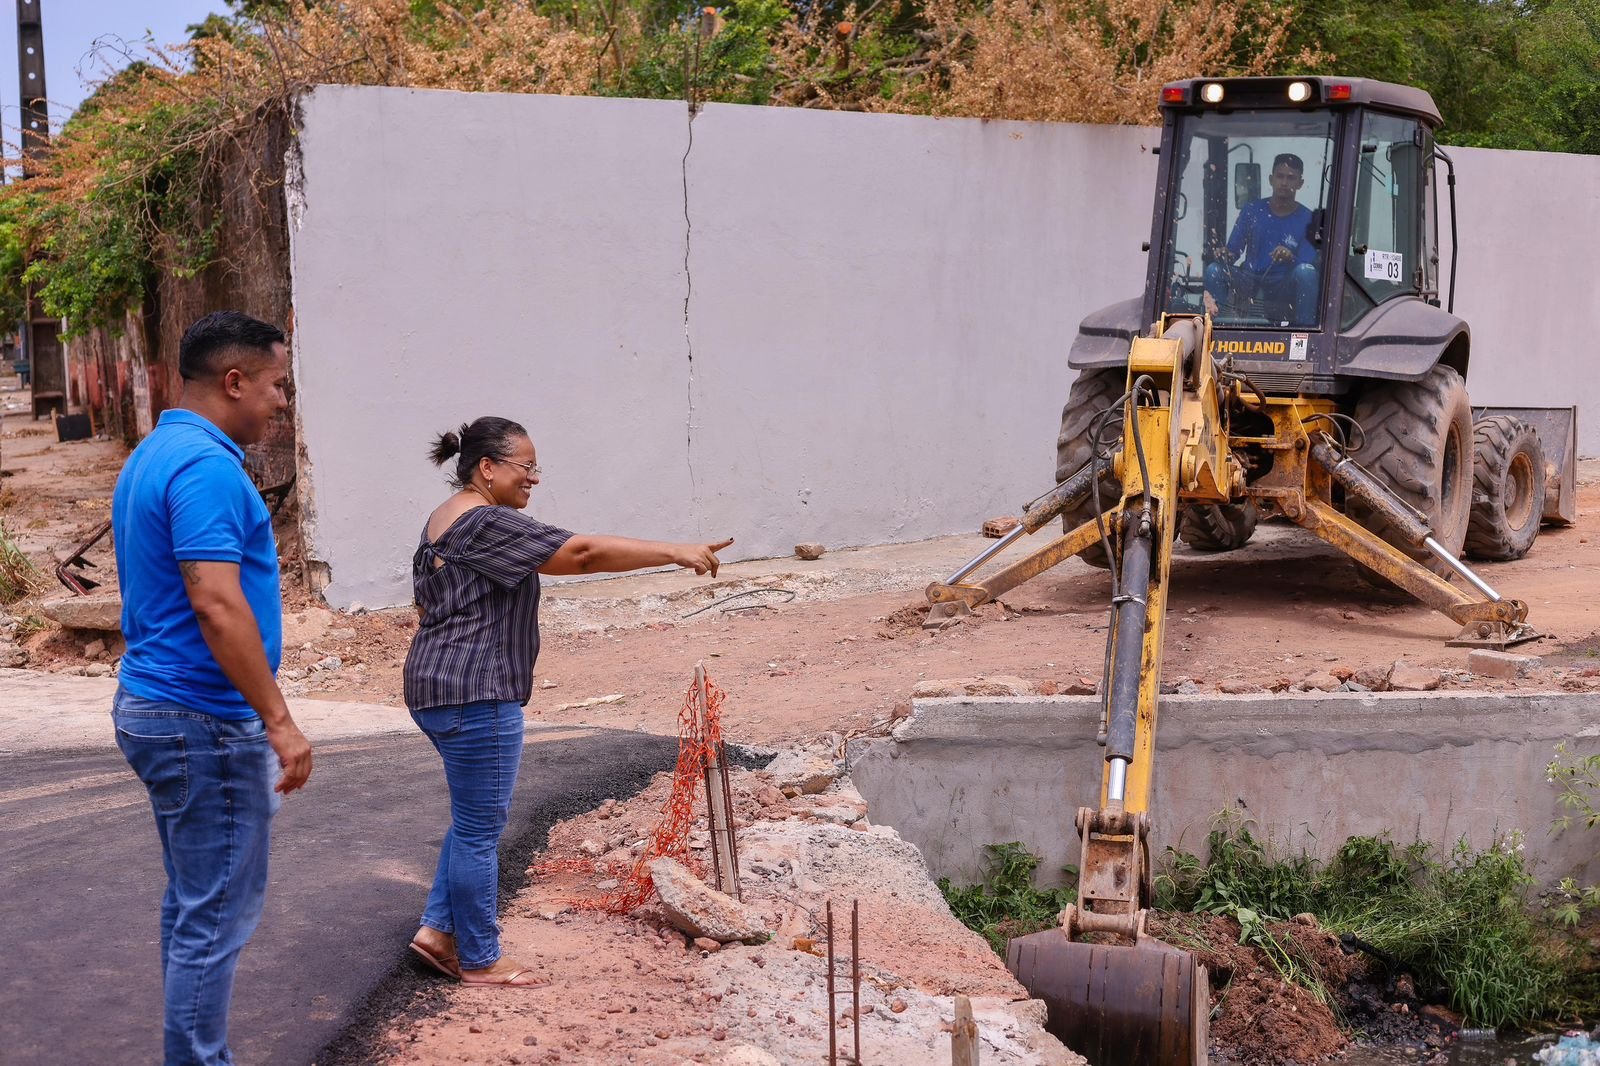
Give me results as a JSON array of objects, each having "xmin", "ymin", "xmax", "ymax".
[{"xmin": 112, "ymin": 409, "xmax": 282, "ymax": 719}]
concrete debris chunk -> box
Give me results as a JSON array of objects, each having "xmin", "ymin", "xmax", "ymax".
[
  {"xmin": 1386, "ymin": 660, "xmax": 1442, "ymax": 692},
  {"xmin": 648, "ymin": 858, "xmax": 769, "ymax": 943},
  {"xmin": 762, "ymin": 750, "xmax": 840, "ymax": 795},
  {"xmin": 962, "ymin": 675, "xmax": 1033, "ymax": 697},
  {"xmin": 39, "ymin": 592, "xmax": 122, "ymax": 632},
  {"xmin": 1295, "ymin": 671, "xmax": 1342, "ymax": 692},
  {"xmin": 0, "ymin": 643, "xmax": 27, "ymax": 668},
  {"xmin": 1467, "ymin": 648, "xmax": 1541, "ymax": 679},
  {"xmin": 794, "ymin": 543, "xmax": 826, "ymax": 561},
  {"xmin": 1352, "ymin": 666, "xmax": 1391, "ymax": 692},
  {"xmin": 1217, "ymin": 678, "xmax": 1264, "ymax": 694}
]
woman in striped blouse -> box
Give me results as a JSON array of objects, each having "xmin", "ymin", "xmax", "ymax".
[{"xmin": 404, "ymin": 416, "xmax": 731, "ymax": 988}]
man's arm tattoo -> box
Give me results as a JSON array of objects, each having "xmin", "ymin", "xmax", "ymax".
[{"xmin": 179, "ymin": 560, "xmax": 202, "ymax": 587}]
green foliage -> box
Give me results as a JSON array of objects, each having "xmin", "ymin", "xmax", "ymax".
[
  {"xmin": 937, "ymin": 842, "xmax": 1077, "ymax": 956},
  {"xmin": 1288, "ymin": 0, "xmax": 1600, "ymax": 151},
  {"xmin": 0, "ymin": 521, "xmax": 42, "ymax": 606},
  {"xmin": 619, "ymin": 0, "xmax": 794, "ymax": 105},
  {"xmin": 1156, "ymin": 819, "xmax": 1580, "ymax": 1028}
]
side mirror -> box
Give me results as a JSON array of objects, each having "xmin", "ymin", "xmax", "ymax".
[{"xmin": 1234, "ymin": 162, "xmax": 1261, "ymax": 209}]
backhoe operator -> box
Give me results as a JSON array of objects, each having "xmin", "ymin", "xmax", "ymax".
[{"xmin": 1203, "ymin": 153, "xmax": 1320, "ymax": 327}]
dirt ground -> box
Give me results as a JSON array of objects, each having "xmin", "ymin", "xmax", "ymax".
[
  {"xmin": 4, "ymin": 384, "xmax": 1597, "ymax": 1064},
  {"xmin": 5, "ymin": 393, "xmax": 1597, "ymax": 748}
]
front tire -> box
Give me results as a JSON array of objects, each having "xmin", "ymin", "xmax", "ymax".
[
  {"xmin": 1055, "ymin": 369, "xmax": 1126, "ymax": 570},
  {"xmin": 1347, "ymin": 364, "xmax": 1474, "ymax": 577},
  {"xmin": 1464, "ymin": 415, "xmax": 1545, "ymax": 561}
]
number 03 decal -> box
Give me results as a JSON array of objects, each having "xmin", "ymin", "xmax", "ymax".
[{"xmin": 1364, "ymin": 249, "xmax": 1404, "ymax": 282}]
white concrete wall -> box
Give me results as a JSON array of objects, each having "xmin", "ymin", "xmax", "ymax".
[{"xmin": 290, "ymin": 85, "xmax": 1592, "ymax": 609}]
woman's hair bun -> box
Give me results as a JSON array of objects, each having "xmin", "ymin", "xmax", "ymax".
[{"xmin": 427, "ymin": 430, "xmax": 462, "ymax": 466}]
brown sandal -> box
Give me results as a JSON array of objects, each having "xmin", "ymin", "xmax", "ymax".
[
  {"xmin": 408, "ymin": 939, "xmax": 462, "ymax": 980},
  {"xmin": 460, "ymin": 968, "xmax": 549, "ymax": 988}
]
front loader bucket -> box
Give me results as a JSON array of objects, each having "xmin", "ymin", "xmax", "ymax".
[{"xmin": 1008, "ymin": 930, "xmax": 1208, "ymax": 1066}]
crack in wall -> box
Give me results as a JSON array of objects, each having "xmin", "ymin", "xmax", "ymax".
[{"xmin": 682, "ymin": 101, "xmax": 700, "ymax": 526}]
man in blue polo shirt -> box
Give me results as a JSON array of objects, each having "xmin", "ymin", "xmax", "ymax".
[
  {"xmin": 1203, "ymin": 152, "xmax": 1321, "ymax": 326},
  {"xmin": 112, "ymin": 311, "xmax": 312, "ymax": 1066}
]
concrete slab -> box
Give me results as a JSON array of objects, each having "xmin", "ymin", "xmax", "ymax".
[
  {"xmin": 852, "ymin": 692, "xmax": 1600, "ymax": 889},
  {"xmin": 0, "ymin": 668, "xmax": 413, "ymax": 753}
]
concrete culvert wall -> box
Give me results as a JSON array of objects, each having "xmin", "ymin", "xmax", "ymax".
[{"xmin": 852, "ymin": 691, "xmax": 1600, "ymax": 889}]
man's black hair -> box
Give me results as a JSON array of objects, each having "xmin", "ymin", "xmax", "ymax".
[
  {"xmin": 178, "ymin": 311, "xmax": 286, "ymax": 381},
  {"xmin": 1273, "ymin": 153, "xmax": 1305, "ymax": 175}
]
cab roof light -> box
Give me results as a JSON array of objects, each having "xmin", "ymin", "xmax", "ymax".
[
  {"xmin": 1287, "ymin": 80, "xmax": 1312, "ymax": 103},
  {"xmin": 1162, "ymin": 86, "xmax": 1188, "ymax": 104},
  {"xmin": 1327, "ymin": 82, "xmax": 1353, "ymax": 101},
  {"xmin": 1200, "ymin": 83, "xmax": 1225, "ymax": 104}
]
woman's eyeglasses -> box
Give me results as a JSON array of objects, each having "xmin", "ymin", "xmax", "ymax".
[{"xmin": 496, "ymin": 458, "xmax": 540, "ymax": 478}]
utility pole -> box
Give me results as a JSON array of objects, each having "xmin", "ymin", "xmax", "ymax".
[{"xmin": 15, "ymin": 0, "xmax": 62, "ymax": 421}]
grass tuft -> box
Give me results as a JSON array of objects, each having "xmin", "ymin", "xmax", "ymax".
[
  {"xmin": 0, "ymin": 521, "xmax": 42, "ymax": 606},
  {"xmin": 1156, "ymin": 817, "xmax": 1579, "ymax": 1029},
  {"xmin": 937, "ymin": 842, "xmax": 1076, "ymax": 956}
]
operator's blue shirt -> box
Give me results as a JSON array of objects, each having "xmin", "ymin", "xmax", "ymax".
[
  {"xmin": 112, "ymin": 409, "xmax": 282, "ymax": 719},
  {"xmin": 1227, "ymin": 198, "xmax": 1317, "ymax": 287}
]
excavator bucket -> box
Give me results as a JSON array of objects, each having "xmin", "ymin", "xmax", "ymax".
[{"xmin": 1007, "ymin": 931, "xmax": 1208, "ymax": 1065}]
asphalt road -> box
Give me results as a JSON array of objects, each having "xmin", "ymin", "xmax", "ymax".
[{"xmin": 1, "ymin": 724, "xmax": 677, "ymax": 1065}]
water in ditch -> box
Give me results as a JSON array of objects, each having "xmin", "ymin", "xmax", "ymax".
[{"xmin": 1332, "ymin": 1031, "xmax": 1568, "ymax": 1064}]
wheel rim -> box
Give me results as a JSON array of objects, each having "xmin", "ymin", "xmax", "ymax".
[
  {"xmin": 1441, "ymin": 422, "xmax": 1463, "ymax": 521},
  {"xmin": 1506, "ymin": 450, "xmax": 1536, "ymax": 530}
]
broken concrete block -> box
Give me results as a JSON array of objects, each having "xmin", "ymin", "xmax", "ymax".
[
  {"xmin": 1217, "ymin": 678, "xmax": 1264, "ymax": 694},
  {"xmin": 1387, "ymin": 661, "xmax": 1442, "ymax": 692},
  {"xmin": 794, "ymin": 543, "xmax": 826, "ymax": 561},
  {"xmin": 1296, "ymin": 671, "xmax": 1342, "ymax": 693},
  {"xmin": 577, "ymin": 838, "xmax": 606, "ymax": 857},
  {"xmin": 648, "ymin": 858, "xmax": 768, "ymax": 943},
  {"xmin": 963, "ymin": 675, "xmax": 1033, "ymax": 697},
  {"xmin": 763, "ymin": 751, "xmax": 840, "ymax": 795},
  {"xmin": 1467, "ymin": 648, "xmax": 1541, "ymax": 680},
  {"xmin": 40, "ymin": 592, "xmax": 122, "ymax": 632},
  {"xmin": 1352, "ymin": 666, "xmax": 1391, "ymax": 692},
  {"xmin": 84, "ymin": 663, "xmax": 113, "ymax": 677}
]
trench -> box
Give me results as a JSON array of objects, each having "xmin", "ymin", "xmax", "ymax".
[{"xmin": 849, "ymin": 691, "xmax": 1600, "ymax": 1062}]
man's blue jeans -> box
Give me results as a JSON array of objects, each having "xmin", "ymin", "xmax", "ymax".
[
  {"xmin": 411, "ymin": 700, "xmax": 524, "ymax": 970},
  {"xmin": 113, "ymin": 688, "xmax": 279, "ymax": 1066},
  {"xmin": 1204, "ymin": 261, "xmax": 1319, "ymax": 326}
]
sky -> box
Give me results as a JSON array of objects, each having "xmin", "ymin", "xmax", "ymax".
[{"xmin": 0, "ymin": 0, "xmax": 226, "ymax": 140}]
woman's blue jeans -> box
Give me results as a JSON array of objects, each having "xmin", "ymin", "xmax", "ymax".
[
  {"xmin": 410, "ymin": 700, "xmax": 525, "ymax": 970},
  {"xmin": 113, "ymin": 688, "xmax": 280, "ymax": 1066}
]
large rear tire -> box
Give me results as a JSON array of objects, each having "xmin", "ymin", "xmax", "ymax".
[
  {"xmin": 1055, "ymin": 368, "xmax": 1126, "ymax": 570},
  {"xmin": 1347, "ymin": 364, "xmax": 1474, "ymax": 578},
  {"xmin": 1178, "ymin": 501, "xmax": 1258, "ymax": 552},
  {"xmin": 1464, "ymin": 415, "xmax": 1545, "ymax": 561}
]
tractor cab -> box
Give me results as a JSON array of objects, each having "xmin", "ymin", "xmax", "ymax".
[{"xmin": 1072, "ymin": 76, "xmax": 1463, "ymax": 398}]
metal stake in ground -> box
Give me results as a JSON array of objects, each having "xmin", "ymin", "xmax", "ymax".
[
  {"xmin": 852, "ymin": 899, "xmax": 862, "ymax": 1064},
  {"xmin": 696, "ymin": 662, "xmax": 741, "ymax": 899},
  {"xmin": 827, "ymin": 901, "xmax": 838, "ymax": 1066},
  {"xmin": 825, "ymin": 898, "xmax": 863, "ymax": 1065}
]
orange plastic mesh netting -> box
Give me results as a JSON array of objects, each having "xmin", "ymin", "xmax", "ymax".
[{"xmin": 534, "ymin": 667, "xmax": 727, "ymax": 915}]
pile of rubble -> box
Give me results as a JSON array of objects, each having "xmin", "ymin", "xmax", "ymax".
[{"xmin": 368, "ymin": 745, "xmax": 1083, "ymax": 1065}]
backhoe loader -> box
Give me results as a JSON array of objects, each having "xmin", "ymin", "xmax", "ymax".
[{"xmin": 922, "ymin": 76, "xmax": 1579, "ymax": 1064}]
